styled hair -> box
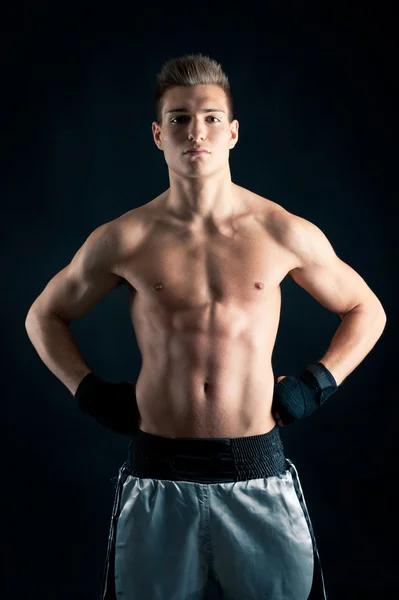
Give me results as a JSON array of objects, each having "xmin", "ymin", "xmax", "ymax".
[{"xmin": 154, "ymin": 53, "xmax": 234, "ymax": 125}]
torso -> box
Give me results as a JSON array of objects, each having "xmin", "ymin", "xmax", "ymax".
[{"xmin": 113, "ymin": 184, "xmax": 301, "ymax": 438}]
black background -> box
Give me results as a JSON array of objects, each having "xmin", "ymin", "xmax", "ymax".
[{"xmin": 3, "ymin": 2, "xmax": 398, "ymax": 598}]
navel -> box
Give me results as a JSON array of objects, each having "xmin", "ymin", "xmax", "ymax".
[
  {"xmin": 254, "ymin": 281, "xmax": 264, "ymax": 290},
  {"xmin": 154, "ymin": 282, "xmax": 165, "ymax": 291}
]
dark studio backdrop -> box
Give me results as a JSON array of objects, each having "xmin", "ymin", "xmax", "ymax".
[{"xmin": 3, "ymin": 4, "xmax": 398, "ymax": 599}]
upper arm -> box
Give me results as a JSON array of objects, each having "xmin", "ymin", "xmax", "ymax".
[
  {"xmin": 27, "ymin": 223, "xmax": 125, "ymax": 324},
  {"xmin": 286, "ymin": 215, "xmax": 385, "ymax": 318}
]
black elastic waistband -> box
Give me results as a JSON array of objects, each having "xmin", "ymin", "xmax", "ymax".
[{"xmin": 126, "ymin": 426, "xmax": 286, "ymax": 483}]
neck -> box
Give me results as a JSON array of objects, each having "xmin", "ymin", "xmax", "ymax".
[{"xmin": 166, "ymin": 166, "xmax": 237, "ymax": 223}]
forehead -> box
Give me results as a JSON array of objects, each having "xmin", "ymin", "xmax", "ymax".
[{"xmin": 162, "ymin": 84, "xmax": 227, "ymax": 112}]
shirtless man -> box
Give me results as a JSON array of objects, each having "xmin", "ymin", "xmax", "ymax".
[{"xmin": 25, "ymin": 54, "xmax": 386, "ymax": 600}]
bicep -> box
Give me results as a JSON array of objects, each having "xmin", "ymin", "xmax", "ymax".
[
  {"xmin": 287, "ymin": 217, "xmax": 379, "ymax": 318},
  {"xmin": 28, "ymin": 224, "xmax": 124, "ymax": 324},
  {"xmin": 289, "ymin": 256, "xmax": 375, "ymax": 318}
]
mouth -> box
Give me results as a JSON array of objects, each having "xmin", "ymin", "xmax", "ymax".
[{"xmin": 185, "ymin": 150, "xmax": 210, "ymax": 155}]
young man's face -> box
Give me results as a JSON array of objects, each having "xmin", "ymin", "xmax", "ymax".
[{"xmin": 152, "ymin": 84, "xmax": 239, "ymax": 179}]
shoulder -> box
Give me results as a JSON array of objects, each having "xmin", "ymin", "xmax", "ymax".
[
  {"xmin": 254, "ymin": 195, "xmax": 334, "ymax": 269},
  {"xmin": 275, "ymin": 211, "xmax": 338, "ymax": 273},
  {"xmin": 104, "ymin": 199, "xmax": 162, "ymax": 261},
  {"xmin": 111, "ymin": 192, "xmax": 166, "ymax": 230},
  {"xmin": 273, "ymin": 210, "xmax": 326, "ymax": 246}
]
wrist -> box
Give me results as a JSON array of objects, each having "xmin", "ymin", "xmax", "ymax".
[
  {"xmin": 71, "ymin": 369, "xmax": 94, "ymax": 396},
  {"xmin": 305, "ymin": 362, "xmax": 338, "ymax": 390}
]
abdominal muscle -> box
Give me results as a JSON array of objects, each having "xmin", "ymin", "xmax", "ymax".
[
  {"xmin": 120, "ymin": 189, "xmax": 291, "ymax": 439},
  {"xmin": 135, "ymin": 332, "xmax": 277, "ymax": 439}
]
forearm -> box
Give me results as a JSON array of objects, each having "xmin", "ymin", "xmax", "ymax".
[
  {"xmin": 318, "ymin": 304, "xmax": 387, "ymax": 387},
  {"xmin": 25, "ymin": 312, "xmax": 92, "ymax": 395}
]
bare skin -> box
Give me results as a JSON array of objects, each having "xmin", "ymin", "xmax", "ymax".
[
  {"xmin": 26, "ymin": 83, "xmax": 384, "ymax": 439},
  {"xmin": 113, "ymin": 187, "xmax": 298, "ymax": 438}
]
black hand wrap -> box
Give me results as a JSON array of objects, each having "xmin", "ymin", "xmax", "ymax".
[
  {"xmin": 272, "ymin": 362, "xmax": 338, "ymax": 426},
  {"xmin": 74, "ymin": 372, "xmax": 139, "ymax": 436}
]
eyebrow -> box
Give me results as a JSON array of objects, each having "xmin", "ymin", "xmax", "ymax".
[{"xmin": 166, "ymin": 108, "xmax": 226, "ymax": 114}]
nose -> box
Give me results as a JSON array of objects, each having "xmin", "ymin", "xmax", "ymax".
[{"xmin": 188, "ymin": 118, "xmax": 207, "ymax": 142}]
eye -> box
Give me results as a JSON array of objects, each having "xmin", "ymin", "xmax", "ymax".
[{"xmin": 170, "ymin": 116, "xmax": 220, "ymax": 124}]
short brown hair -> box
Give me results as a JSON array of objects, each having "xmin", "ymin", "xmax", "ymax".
[{"xmin": 154, "ymin": 53, "xmax": 234, "ymax": 125}]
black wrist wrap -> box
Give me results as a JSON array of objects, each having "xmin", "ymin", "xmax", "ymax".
[
  {"xmin": 272, "ymin": 362, "xmax": 338, "ymax": 425},
  {"xmin": 75, "ymin": 372, "xmax": 139, "ymax": 436}
]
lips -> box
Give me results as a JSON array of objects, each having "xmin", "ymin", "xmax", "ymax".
[{"xmin": 185, "ymin": 150, "xmax": 209, "ymax": 154}]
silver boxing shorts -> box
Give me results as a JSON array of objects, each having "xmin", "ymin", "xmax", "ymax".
[{"xmin": 101, "ymin": 425, "xmax": 327, "ymax": 599}]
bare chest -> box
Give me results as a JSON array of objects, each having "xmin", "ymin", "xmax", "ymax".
[{"xmin": 119, "ymin": 206, "xmax": 295, "ymax": 316}]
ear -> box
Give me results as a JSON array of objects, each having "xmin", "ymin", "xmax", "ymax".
[
  {"xmin": 229, "ymin": 119, "xmax": 239, "ymax": 149},
  {"xmin": 152, "ymin": 121, "xmax": 163, "ymax": 151}
]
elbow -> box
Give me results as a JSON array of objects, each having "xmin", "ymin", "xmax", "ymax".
[
  {"xmin": 339, "ymin": 301, "xmax": 387, "ymax": 323},
  {"xmin": 25, "ymin": 307, "xmax": 66, "ymax": 329},
  {"xmin": 25, "ymin": 309, "xmax": 35, "ymax": 329}
]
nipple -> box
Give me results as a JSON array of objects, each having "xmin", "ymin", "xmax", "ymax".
[
  {"xmin": 154, "ymin": 282, "xmax": 165, "ymax": 291},
  {"xmin": 254, "ymin": 281, "xmax": 264, "ymax": 289}
]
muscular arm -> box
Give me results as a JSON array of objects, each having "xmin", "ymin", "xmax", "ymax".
[
  {"xmin": 25, "ymin": 222, "xmax": 125, "ymax": 394},
  {"xmin": 285, "ymin": 215, "xmax": 387, "ymax": 385}
]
